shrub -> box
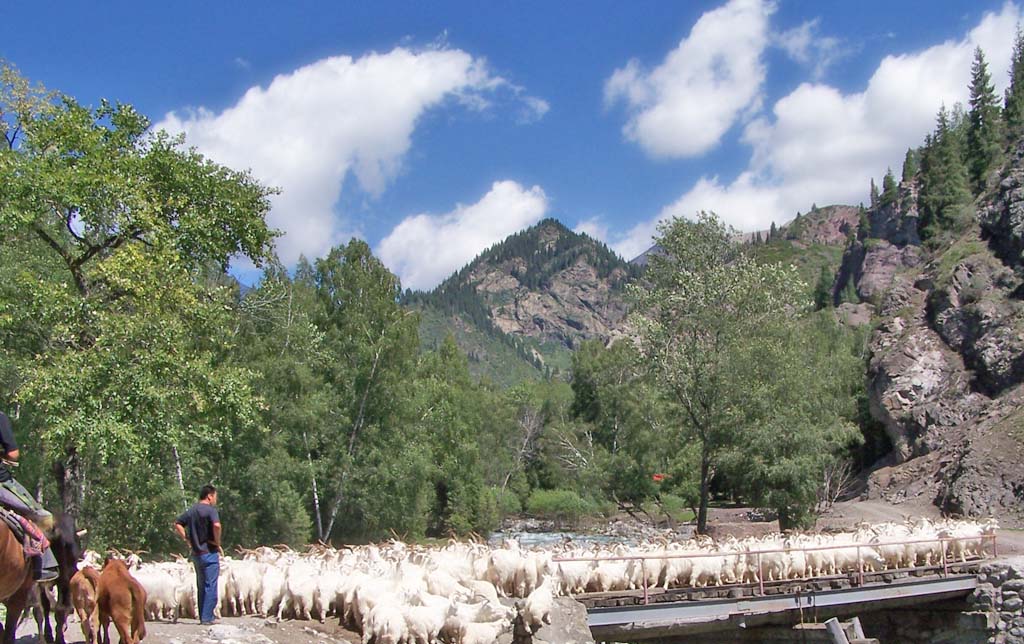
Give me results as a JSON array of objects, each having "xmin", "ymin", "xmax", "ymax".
[
  {"xmin": 491, "ymin": 487, "xmax": 522, "ymax": 517},
  {"xmin": 525, "ymin": 489, "xmax": 593, "ymax": 525}
]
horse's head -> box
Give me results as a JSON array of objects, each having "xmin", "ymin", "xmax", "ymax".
[{"xmin": 49, "ymin": 514, "xmax": 84, "ymax": 573}]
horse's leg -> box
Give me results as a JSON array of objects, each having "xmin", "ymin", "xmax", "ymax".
[
  {"xmin": 4, "ymin": 587, "xmax": 30, "ymax": 644},
  {"xmin": 41, "ymin": 583, "xmax": 57, "ymax": 643},
  {"xmin": 54, "ymin": 596, "xmax": 69, "ymax": 644}
]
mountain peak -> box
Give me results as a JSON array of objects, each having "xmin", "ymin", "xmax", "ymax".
[{"xmin": 407, "ymin": 217, "xmax": 639, "ymax": 361}]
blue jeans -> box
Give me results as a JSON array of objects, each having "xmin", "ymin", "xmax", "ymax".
[{"xmin": 193, "ymin": 552, "xmax": 220, "ymax": 623}]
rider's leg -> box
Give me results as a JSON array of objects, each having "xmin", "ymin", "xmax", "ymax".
[
  {"xmin": 0, "ymin": 479, "xmax": 53, "ymax": 530},
  {"xmin": 38, "ymin": 546, "xmax": 58, "ymax": 582}
]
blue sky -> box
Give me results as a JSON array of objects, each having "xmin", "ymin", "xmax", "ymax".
[{"xmin": 3, "ymin": 1, "xmax": 1020, "ymax": 288}]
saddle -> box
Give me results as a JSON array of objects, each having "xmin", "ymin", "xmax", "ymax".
[{"xmin": 0, "ymin": 506, "xmax": 49, "ymax": 558}]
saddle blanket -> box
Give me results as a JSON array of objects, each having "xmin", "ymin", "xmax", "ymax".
[{"xmin": 0, "ymin": 506, "xmax": 49, "ymax": 557}]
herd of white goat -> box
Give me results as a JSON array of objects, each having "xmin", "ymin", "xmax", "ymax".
[{"xmin": 80, "ymin": 517, "xmax": 996, "ymax": 644}]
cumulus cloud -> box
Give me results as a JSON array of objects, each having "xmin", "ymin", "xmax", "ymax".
[
  {"xmin": 775, "ymin": 19, "xmax": 848, "ymax": 80},
  {"xmin": 611, "ymin": 2, "xmax": 1021, "ymax": 260},
  {"xmin": 156, "ymin": 46, "xmax": 546, "ymax": 264},
  {"xmin": 604, "ymin": 0, "xmax": 774, "ymax": 158},
  {"xmin": 573, "ymin": 217, "xmax": 611, "ymax": 243},
  {"xmin": 377, "ymin": 180, "xmax": 549, "ymax": 291}
]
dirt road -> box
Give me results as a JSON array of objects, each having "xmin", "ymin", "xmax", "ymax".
[{"xmin": 12, "ymin": 615, "xmax": 361, "ymax": 644}]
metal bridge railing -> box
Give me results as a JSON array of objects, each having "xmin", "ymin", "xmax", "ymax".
[{"xmin": 552, "ymin": 533, "xmax": 997, "ymax": 605}]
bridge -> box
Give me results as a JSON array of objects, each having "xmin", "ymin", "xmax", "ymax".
[{"xmin": 559, "ymin": 535, "xmax": 995, "ymax": 641}]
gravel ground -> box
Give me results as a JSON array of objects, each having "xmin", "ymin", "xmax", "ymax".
[{"xmin": 10, "ymin": 615, "xmax": 362, "ymax": 644}]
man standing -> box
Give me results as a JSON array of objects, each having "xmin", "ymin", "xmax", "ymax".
[
  {"xmin": 174, "ymin": 484, "xmax": 222, "ymax": 625},
  {"xmin": 0, "ymin": 408, "xmax": 59, "ymax": 581}
]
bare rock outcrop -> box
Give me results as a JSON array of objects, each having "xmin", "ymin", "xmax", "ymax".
[
  {"xmin": 488, "ymin": 257, "xmax": 628, "ymax": 349},
  {"xmin": 867, "ymin": 279, "xmax": 988, "ymax": 461},
  {"xmin": 982, "ymin": 141, "xmax": 1024, "ymax": 267},
  {"xmin": 928, "ymin": 250, "xmax": 1024, "ymax": 395}
]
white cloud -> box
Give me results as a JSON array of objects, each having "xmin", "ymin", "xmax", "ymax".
[
  {"xmin": 156, "ymin": 46, "xmax": 546, "ymax": 265},
  {"xmin": 377, "ymin": 180, "xmax": 549, "ymax": 291},
  {"xmin": 775, "ymin": 19, "xmax": 847, "ymax": 80},
  {"xmin": 612, "ymin": 2, "xmax": 1021, "ymax": 259},
  {"xmin": 573, "ymin": 217, "xmax": 611, "ymax": 244},
  {"xmin": 604, "ymin": 0, "xmax": 775, "ymax": 158}
]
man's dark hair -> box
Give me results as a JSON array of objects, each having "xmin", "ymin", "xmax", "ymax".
[{"xmin": 199, "ymin": 484, "xmax": 217, "ymax": 501}]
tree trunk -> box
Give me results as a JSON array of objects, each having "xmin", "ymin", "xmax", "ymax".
[
  {"xmin": 54, "ymin": 446, "xmax": 83, "ymax": 518},
  {"xmin": 696, "ymin": 450, "xmax": 711, "ymax": 535},
  {"xmin": 172, "ymin": 445, "xmax": 188, "ymax": 511},
  {"xmin": 322, "ymin": 339, "xmax": 384, "ymax": 540},
  {"xmin": 302, "ymin": 431, "xmax": 324, "ymax": 542}
]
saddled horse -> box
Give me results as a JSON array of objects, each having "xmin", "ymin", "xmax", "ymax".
[
  {"xmin": 0, "ymin": 518, "xmax": 34, "ymax": 644},
  {"xmin": 0, "ymin": 513, "xmax": 84, "ymax": 644},
  {"xmin": 39, "ymin": 515, "xmax": 84, "ymax": 644}
]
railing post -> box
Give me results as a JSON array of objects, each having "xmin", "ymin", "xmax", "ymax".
[
  {"xmin": 757, "ymin": 551, "xmax": 764, "ymax": 596},
  {"xmin": 857, "ymin": 545, "xmax": 864, "ymax": 586},
  {"xmin": 940, "ymin": 537, "xmax": 948, "ymax": 577},
  {"xmin": 641, "ymin": 558, "xmax": 649, "ymax": 605}
]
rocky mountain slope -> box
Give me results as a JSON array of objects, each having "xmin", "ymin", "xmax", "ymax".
[
  {"xmin": 839, "ymin": 145, "xmax": 1024, "ymax": 525},
  {"xmin": 405, "ymin": 219, "xmax": 639, "ymax": 382}
]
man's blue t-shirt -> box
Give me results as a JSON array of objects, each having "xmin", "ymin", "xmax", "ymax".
[{"xmin": 175, "ymin": 503, "xmax": 220, "ymax": 556}]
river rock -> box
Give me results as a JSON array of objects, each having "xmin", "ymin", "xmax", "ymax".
[{"xmin": 513, "ymin": 597, "xmax": 594, "ymax": 644}]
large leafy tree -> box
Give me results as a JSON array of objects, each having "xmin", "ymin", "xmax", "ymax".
[
  {"xmin": 721, "ymin": 312, "xmax": 863, "ymax": 529},
  {"xmin": 0, "ymin": 62, "xmax": 276, "ymax": 531},
  {"xmin": 630, "ymin": 213, "xmax": 811, "ymax": 533},
  {"xmin": 570, "ymin": 339, "xmax": 695, "ymax": 522},
  {"xmin": 308, "ymin": 240, "xmax": 422, "ymax": 541}
]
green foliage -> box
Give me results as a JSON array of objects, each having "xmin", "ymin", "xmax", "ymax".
[
  {"xmin": 525, "ymin": 489, "xmax": 594, "ymax": 525},
  {"xmin": 491, "ymin": 487, "xmax": 522, "ymax": 516},
  {"xmin": 857, "ymin": 206, "xmax": 871, "ymax": 241},
  {"xmin": 747, "ymin": 240, "xmax": 844, "ymax": 299},
  {"xmin": 630, "ymin": 213, "xmax": 835, "ymax": 533},
  {"xmin": 813, "ymin": 266, "xmax": 835, "ymax": 310},
  {"xmin": 1005, "ymin": 27, "xmax": 1024, "ymax": 142},
  {"xmin": 902, "ymin": 148, "xmax": 920, "ymax": 183},
  {"xmin": 967, "ymin": 47, "xmax": 1003, "ymax": 194},
  {"xmin": 920, "ymin": 105, "xmax": 971, "ymax": 240},
  {"xmin": 0, "ymin": 62, "xmax": 275, "ymax": 529},
  {"xmin": 721, "ymin": 312, "xmax": 863, "ymax": 529},
  {"xmin": 880, "ymin": 168, "xmax": 898, "ymax": 207},
  {"xmin": 839, "ymin": 279, "xmax": 859, "ymax": 305}
]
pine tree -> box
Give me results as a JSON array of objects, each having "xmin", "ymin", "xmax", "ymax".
[
  {"xmin": 769, "ymin": 221, "xmax": 777, "ymax": 241},
  {"xmin": 902, "ymin": 148, "xmax": 919, "ymax": 183},
  {"xmin": 869, "ymin": 179, "xmax": 879, "ymax": 208},
  {"xmin": 840, "ymin": 279, "xmax": 859, "ymax": 305},
  {"xmin": 857, "ymin": 205, "xmax": 870, "ymax": 241},
  {"xmin": 1005, "ymin": 26, "xmax": 1024, "ymax": 142},
  {"xmin": 813, "ymin": 266, "xmax": 834, "ymax": 310},
  {"xmin": 967, "ymin": 47, "xmax": 1003, "ymax": 194},
  {"xmin": 880, "ymin": 167, "xmax": 898, "ymax": 207},
  {"xmin": 919, "ymin": 105, "xmax": 971, "ymax": 239}
]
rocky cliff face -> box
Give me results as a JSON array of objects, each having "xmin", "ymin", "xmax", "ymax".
[
  {"xmin": 855, "ymin": 145, "xmax": 1024, "ymax": 525},
  {"xmin": 456, "ymin": 220, "xmax": 631, "ymax": 350},
  {"xmin": 411, "ymin": 219, "xmax": 636, "ymax": 375}
]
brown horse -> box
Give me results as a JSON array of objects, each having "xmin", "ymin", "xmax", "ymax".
[{"xmin": 0, "ymin": 520, "xmax": 34, "ymax": 644}]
